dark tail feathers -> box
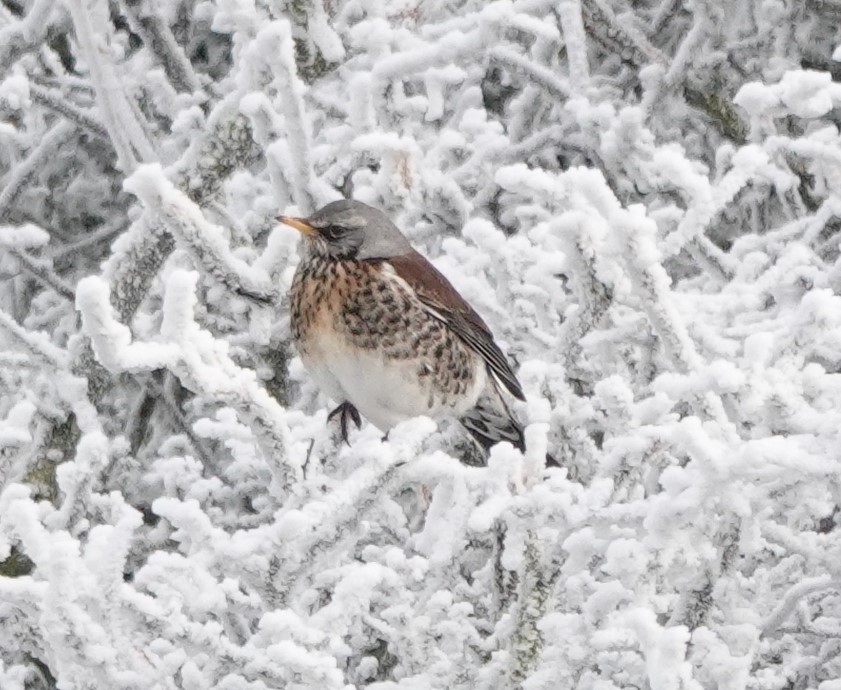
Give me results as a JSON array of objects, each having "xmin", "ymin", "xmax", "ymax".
[{"xmin": 460, "ymin": 394, "xmax": 559, "ymax": 468}]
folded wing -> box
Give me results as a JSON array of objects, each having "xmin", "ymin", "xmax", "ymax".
[{"xmin": 386, "ymin": 250, "xmax": 526, "ymax": 401}]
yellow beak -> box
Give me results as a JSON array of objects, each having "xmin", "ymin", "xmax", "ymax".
[{"xmin": 277, "ymin": 215, "xmax": 317, "ymax": 235}]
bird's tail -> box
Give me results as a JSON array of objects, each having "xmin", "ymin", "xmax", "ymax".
[
  {"xmin": 460, "ymin": 388, "xmax": 559, "ymax": 468},
  {"xmin": 460, "ymin": 390, "xmax": 525, "ymax": 452}
]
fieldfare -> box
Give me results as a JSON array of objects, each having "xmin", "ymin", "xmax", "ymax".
[{"xmin": 280, "ymin": 200, "xmax": 528, "ymax": 455}]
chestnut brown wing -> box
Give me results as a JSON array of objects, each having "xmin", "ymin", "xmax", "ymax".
[{"xmin": 386, "ymin": 250, "xmax": 525, "ymax": 401}]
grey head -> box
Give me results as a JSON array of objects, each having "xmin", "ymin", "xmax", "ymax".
[{"xmin": 279, "ymin": 200, "xmax": 412, "ymax": 261}]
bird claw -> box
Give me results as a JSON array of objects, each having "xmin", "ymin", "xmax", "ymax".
[{"xmin": 327, "ymin": 402, "xmax": 362, "ymax": 444}]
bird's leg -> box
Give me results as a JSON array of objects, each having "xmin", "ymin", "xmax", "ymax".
[{"xmin": 327, "ymin": 401, "xmax": 362, "ymax": 444}]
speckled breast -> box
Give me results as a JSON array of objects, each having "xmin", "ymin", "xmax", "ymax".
[{"xmin": 290, "ymin": 256, "xmax": 484, "ymax": 421}]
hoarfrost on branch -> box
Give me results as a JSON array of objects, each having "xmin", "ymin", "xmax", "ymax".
[{"xmin": 0, "ymin": 0, "xmax": 839, "ymax": 687}]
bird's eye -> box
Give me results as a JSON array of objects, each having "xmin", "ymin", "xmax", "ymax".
[{"xmin": 321, "ymin": 225, "xmax": 345, "ymax": 241}]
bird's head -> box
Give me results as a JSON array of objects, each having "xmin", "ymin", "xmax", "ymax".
[{"xmin": 278, "ymin": 200, "xmax": 411, "ymax": 261}]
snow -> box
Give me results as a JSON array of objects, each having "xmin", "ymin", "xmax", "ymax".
[
  {"xmin": 1, "ymin": 0, "xmax": 841, "ymax": 688},
  {"xmin": 0, "ymin": 223, "xmax": 50, "ymax": 249},
  {"xmin": 735, "ymin": 70, "xmax": 841, "ymax": 120},
  {"xmin": 0, "ymin": 74, "xmax": 30, "ymax": 111}
]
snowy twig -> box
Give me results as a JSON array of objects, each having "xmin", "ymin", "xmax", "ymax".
[
  {"xmin": 124, "ymin": 164, "xmax": 278, "ymax": 303},
  {"xmin": 661, "ymin": 4, "xmax": 709, "ymax": 91},
  {"xmin": 271, "ymin": 452, "xmax": 408, "ymax": 607},
  {"xmin": 157, "ymin": 374, "xmax": 218, "ymax": 469},
  {"xmin": 64, "ymin": 0, "xmax": 156, "ymax": 169},
  {"xmin": 650, "ymin": 0, "xmax": 682, "ymax": 35},
  {"xmin": 761, "ymin": 576, "xmax": 841, "ymax": 637},
  {"xmin": 0, "ymin": 306, "xmax": 70, "ymax": 369},
  {"xmin": 124, "ymin": 372, "xmax": 217, "ymax": 467},
  {"xmin": 620, "ymin": 224, "xmax": 737, "ymax": 430},
  {"xmin": 510, "ymin": 531, "xmax": 554, "ymax": 685},
  {"xmin": 489, "ymin": 47, "xmax": 570, "ymax": 99},
  {"xmin": 169, "ymin": 109, "xmax": 260, "ymax": 203},
  {"xmin": 0, "ymin": 121, "xmax": 75, "ymax": 220},
  {"xmin": 102, "ymin": 220, "xmax": 175, "ymax": 324},
  {"xmin": 682, "ymin": 86, "xmax": 748, "ymax": 144},
  {"xmin": 0, "ymin": 0, "xmax": 63, "ymax": 71},
  {"xmin": 669, "ymin": 522, "xmax": 740, "ymax": 629},
  {"xmin": 53, "ymin": 431, "xmax": 110, "ymax": 530},
  {"xmin": 48, "ymin": 217, "xmax": 126, "ymax": 260},
  {"xmin": 28, "ymin": 83, "xmax": 109, "ymax": 140},
  {"xmin": 124, "ymin": 383, "xmax": 156, "ymax": 456},
  {"xmin": 686, "ymin": 236, "xmax": 736, "ymax": 282},
  {"xmin": 662, "ymin": 147, "xmax": 773, "ymax": 257},
  {"xmin": 253, "ymin": 21, "xmax": 315, "ymax": 213},
  {"xmin": 557, "ymin": 0, "xmax": 590, "ymax": 90},
  {"xmin": 76, "ymin": 271, "xmax": 297, "ymax": 491},
  {"xmin": 107, "ymin": 109, "xmax": 259, "ymax": 322},
  {"xmin": 580, "ymin": 0, "xmax": 665, "ymax": 66},
  {"xmin": 5, "ymin": 249, "xmax": 76, "ymax": 301},
  {"xmin": 639, "ymin": 4, "xmax": 709, "ymax": 112},
  {"xmin": 121, "ymin": 0, "xmax": 203, "ymax": 94},
  {"xmin": 495, "ymin": 125, "xmax": 566, "ymax": 164},
  {"xmin": 370, "ymin": 26, "xmax": 482, "ymax": 128},
  {"xmin": 554, "ymin": 211, "xmax": 613, "ymax": 390}
]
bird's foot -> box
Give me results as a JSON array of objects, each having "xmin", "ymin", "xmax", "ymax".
[{"xmin": 327, "ymin": 401, "xmax": 362, "ymax": 445}]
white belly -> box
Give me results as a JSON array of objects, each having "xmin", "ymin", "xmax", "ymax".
[{"xmin": 301, "ymin": 333, "xmax": 487, "ymax": 432}]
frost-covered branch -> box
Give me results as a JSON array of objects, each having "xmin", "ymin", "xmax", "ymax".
[
  {"xmin": 107, "ymin": 109, "xmax": 260, "ymax": 322},
  {"xmin": 76, "ymin": 271, "xmax": 297, "ymax": 491},
  {"xmin": 0, "ymin": 0, "xmax": 65, "ymax": 70},
  {"xmin": 553, "ymin": 211, "xmax": 613, "ymax": 390},
  {"xmin": 124, "ymin": 164, "xmax": 278, "ymax": 303},
  {"xmin": 270, "ymin": 447, "xmax": 409, "ymax": 607},
  {"xmin": 28, "ymin": 83, "xmax": 109, "ymax": 140},
  {"xmin": 0, "ymin": 307, "xmax": 69, "ymax": 369},
  {"xmin": 580, "ymin": 0, "xmax": 665, "ymax": 66},
  {"xmin": 489, "ymin": 47, "xmax": 570, "ymax": 100},
  {"xmin": 64, "ymin": 0, "xmax": 156, "ymax": 169},
  {"xmin": 4, "ymin": 249, "xmax": 75, "ymax": 301},
  {"xmin": 557, "ymin": 0, "xmax": 589, "ymax": 90},
  {"xmin": 650, "ymin": 0, "xmax": 682, "ymax": 34},
  {"xmin": 0, "ymin": 122, "xmax": 75, "ymax": 219},
  {"xmin": 170, "ymin": 108, "xmax": 261, "ymax": 202},
  {"xmin": 247, "ymin": 21, "xmax": 315, "ymax": 213},
  {"xmin": 121, "ymin": 0, "xmax": 203, "ymax": 94},
  {"xmin": 761, "ymin": 576, "xmax": 841, "ymax": 637},
  {"xmin": 2, "ymin": 0, "xmax": 841, "ymax": 687},
  {"xmin": 510, "ymin": 531, "xmax": 553, "ymax": 685},
  {"xmin": 662, "ymin": 146, "xmax": 780, "ymax": 258},
  {"xmin": 619, "ymin": 209, "xmax": 701, "ymax": 373}
]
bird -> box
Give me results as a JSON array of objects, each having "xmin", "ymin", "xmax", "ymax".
[{"xmin": 279, "ymin": 199, "xmax": 529, "ymax": 457}]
